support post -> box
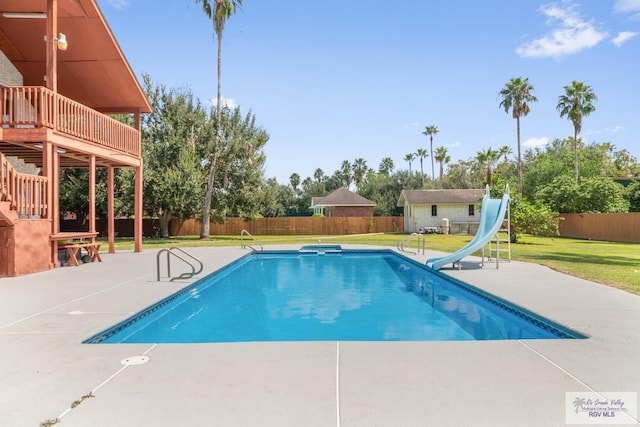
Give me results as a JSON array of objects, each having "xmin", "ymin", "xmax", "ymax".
[
  {"xmin": 134, "ymin": 110, "xmax": 143, "ymax": 253},
  {"xmin": 134, "ymin": 165, "xmax": 143, "ymax": 252},
  {"xmin": 45, "ymin": 0, "xmax": 58, "ymax": 92},
  {"xmin": 88, "ymin": 155, "xmax": 96, "ymax": 238},
  {"xmin": 107, "ymin": 166, "xmax": 115, "ymax": 253},
  {"xmin": 51, "ymin": 144, "xmax": 60, "ymax": 266}
]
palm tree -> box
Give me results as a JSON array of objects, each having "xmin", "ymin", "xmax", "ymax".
[
  {"xmin": 404, "ymin": 153, "xmax": 416, "ymax": 176},
  {"xmin": 416, "ymin": 148, "xmax": 428, "ymax": 186},
  {"xmin": 476, "ymin": 147, "xmax": 501, "ymax": 186},
  {"xmin": 557, "ymin": 80, "xmax": 597, "ymax": 182},
  {"xmin": 499, "ymin": 77, "xmax": 537, "ymax": 195},
  {"xmin": 379, "ymin": 157, "xmax": 394, "ymax": 176},
  {"xmin": 196, "ymin": 0, "xmax": 243, "ymax": 238},
  {"xmin": 434, "ymin": 146, "xmax": 451, "ymax": 181},
  {"xmin": 422, "ymin": 125, "xmax": 438, "ymax": 181},
  {"xmin": 352, "ymin": 158, "xmax": 368, "ymax": 192},
  {"xmin": 339, "ymin": 160, "xmax": 352, "ymax": 188},
  {"xmin": 499, "ymin": 145, "xmax": 512, "ymax": 165},
  {"xmin": 289, "ymin": 172, "xmax": 300, "ymax": 192},
  {"xmin": 313, "ymin": 168, "xmax": 325, "ymax": 183}
]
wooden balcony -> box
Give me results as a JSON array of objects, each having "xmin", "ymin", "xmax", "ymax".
[{"xmin": 1, "ymin": 86, "xmax": 141, "ymax": 159}]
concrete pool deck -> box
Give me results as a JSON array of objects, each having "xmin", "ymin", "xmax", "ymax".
[{"xmin": 1, "ymin": 245, "xmax": 638, "ymax": 426}]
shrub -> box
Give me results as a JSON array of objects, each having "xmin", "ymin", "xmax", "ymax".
[{"xmin": 511, "ymin": 195, "xmax": 561, "ymax": 242}]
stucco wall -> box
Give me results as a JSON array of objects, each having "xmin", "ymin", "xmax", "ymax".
[{"xmin": 0, "ymin": 50, "xmax": 23, "ymax": 86}]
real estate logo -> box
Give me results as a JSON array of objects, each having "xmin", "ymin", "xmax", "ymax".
[{"xmin": 566, "ymin": 392, "xmax": 638, "ymax": 424}]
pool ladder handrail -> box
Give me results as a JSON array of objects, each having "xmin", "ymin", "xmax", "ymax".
[
  {"xmin": 240, "ymin": 229, "xmax": 263, "ymax": 252},
  {"xmin": 397, "ymin": 233, "xmax": 425, "ymax": 255},
  {"xmin": 156, "ymin": 247, "xmax": 204, "ymax": 281}
]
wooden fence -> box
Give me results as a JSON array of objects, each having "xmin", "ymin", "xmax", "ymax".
[
  {"xmin": 171, "ymin": 217, "xmax": 404, "ymax": 236},
  {"xmin": 559, "ymin": 213, "xmax": 640, "ymax": 243},
  {"xmin": 63, "ymin": 214, "xmax": 640, "ymax": 242}
]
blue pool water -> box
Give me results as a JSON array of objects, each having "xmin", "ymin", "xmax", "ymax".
[{"xmin": 85, "ymin": 249, "xmax": 585, "ymax": 343}]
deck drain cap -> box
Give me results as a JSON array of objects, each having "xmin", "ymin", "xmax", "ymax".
[{"xmin": 121, "ymin": 355, "xmax": 149, "ymax": 366}]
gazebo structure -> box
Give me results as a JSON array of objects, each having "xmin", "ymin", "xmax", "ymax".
[{"xmin": 0, "ymin": 0, "xmax": 152, "ymax": 276}]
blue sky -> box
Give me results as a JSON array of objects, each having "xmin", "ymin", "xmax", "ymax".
[{"xmin": 98, "ymin": 0, "xmax": 640, "ymax": 184}]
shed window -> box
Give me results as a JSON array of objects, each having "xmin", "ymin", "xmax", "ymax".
[
  {"xmin": 469, "ymin": 204, "xmax": 475, "ymax": 216},
  {"xmin": 431, "ymin": 205, "xmax": 437, "ymax": 216}
]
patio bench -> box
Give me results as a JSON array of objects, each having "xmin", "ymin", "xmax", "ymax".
[
  {"xmin": 58, "ymin": 242, "xmax": 102, "ymax": 267},
  {"xmin": 51, "ymin": 232, "xmax": 101, "ymax": 267}
]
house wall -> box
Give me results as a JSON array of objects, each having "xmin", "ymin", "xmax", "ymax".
[
  {"xmin": 0, "ymin": 50, "xmax": 23, "ymax": 86},
  {"xmin": 0, "ymin": 219, "xmax": 50, "ymax": 276},
  {"xmin": 405, "ymin": 203, "xmax": 479, "ymax": 233}
]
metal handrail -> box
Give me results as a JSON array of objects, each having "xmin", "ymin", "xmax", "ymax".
[
  {"xmin": 397, "ymin": 233, "xmax": 425, "ymax": 255},
  {"xmin": 156, "ymin": 247, "xmax": 203, "ymax": 281},
  {"xmin": 240, "ymin": 229, "xmax": 263, "ymax": 251}
]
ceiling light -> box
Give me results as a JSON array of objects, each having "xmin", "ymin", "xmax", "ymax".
[
  {"xmin": 2, "ymin": 12, "xmax": 47, "ymax": 19},
  {"xmin": 56, "ymin": 33, "xmax": 68, "ymax": 51}
]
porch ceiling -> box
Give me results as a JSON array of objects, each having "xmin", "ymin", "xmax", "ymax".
[
  {"xmin": 0, "ymin": 140, "xmax": 140, "ymax": 168},
  {"xmin": 0, "ymin": 0, "xmax": 151, "ymax": 114}
]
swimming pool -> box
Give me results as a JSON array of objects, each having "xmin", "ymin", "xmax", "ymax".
[{"xmin": 84, "ymin": 249, "xmax": 585, "ymax": 343}]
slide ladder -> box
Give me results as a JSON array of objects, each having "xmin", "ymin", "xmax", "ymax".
[
  {"xmin": 426, "ymin": 185, "xmax": 510, "ymax": 270},
  {"xmin": 482, "ymin": 202, "xmax": 511, "ymax": 268}
]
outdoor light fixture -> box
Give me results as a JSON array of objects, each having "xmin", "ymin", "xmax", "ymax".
[
  {"xmin": 55, "ymin": 33, "xmax": 68, "ymax": 50},
  {"xmin": 2, "ymin": 12, "xmax": 47, "ymax": 19}
]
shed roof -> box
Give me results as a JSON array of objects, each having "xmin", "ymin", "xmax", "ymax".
[
  {"xmin": 397, "ymin": 189, "xmax": 484, "ymax": 207},
  {"xmin": 311, "ymin": 188, "xmax": 376, "ymax": 207},
  {"xmin": 0, "ymin": 0, "xmax": 151, "ymax": 113}
]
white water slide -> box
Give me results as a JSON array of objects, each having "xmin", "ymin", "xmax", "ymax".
[{"xmin": 426, "ymin": 187, "xmax": 510, "ymax": 271}]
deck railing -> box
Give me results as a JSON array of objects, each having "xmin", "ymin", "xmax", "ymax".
[
  {"xmin": 1, "ymin": 86, "xmax": 140, "ymax": 156},
  {"xmin": 0, "ymin": 152, "xmax": 48, "ymax": 218}
]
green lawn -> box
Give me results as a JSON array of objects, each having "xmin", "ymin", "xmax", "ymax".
[{"xmin": 106, "ymin": 233, "xmax": 640, "ymax": 295}]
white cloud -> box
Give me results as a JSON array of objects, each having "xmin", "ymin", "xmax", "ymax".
[
  {"xmin": 582, "ymin": 128, "xmax": 602, "ymax": 137},
  {"xmin": 446, "ymin": 141, "xmax": 462, "ymax": 148},
  {"xmin": 523, "ymin": 136, "xmax": 549, "ymax": 148},
  {"xmin": 584, "ymin": 125, "xmax": 624, "ymax": 137},
  {"xmin": 516, "ymin": 4, "xmax": 607, "ymax": 58},
  {"xmin": 209, "ymin": 96, "xmax": 238, "ymax": 109},
  {"xmin": 105, "ymin": 0, "xmax": 129, "ymax": 10},
  {"xmin": 403, "ymin": 121, "xmax": 420, "ymax": 128},
  {"xmin": 612, "ymin": 31, "xmax": 638, "ymax": 46},
  {"xmin": 614, "ymin": 0, "xmax": 640, "ymax": 13}
]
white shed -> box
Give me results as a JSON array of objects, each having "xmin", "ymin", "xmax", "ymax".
[{"xmin": 397, "ymin": 188, "xmax": 484, "ymax": 233}]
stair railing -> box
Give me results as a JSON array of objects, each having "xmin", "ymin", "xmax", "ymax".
[
  {"xmin": 397, "ymin": 233, "xmax": 425, "ymax": 255},
  {"xmin": 156, "ymin": 247, "xmax": 203, "ymax": 281},
  {"xmin": 240, "ymin": 229, "xmax": 263, "ymax": 252}
]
